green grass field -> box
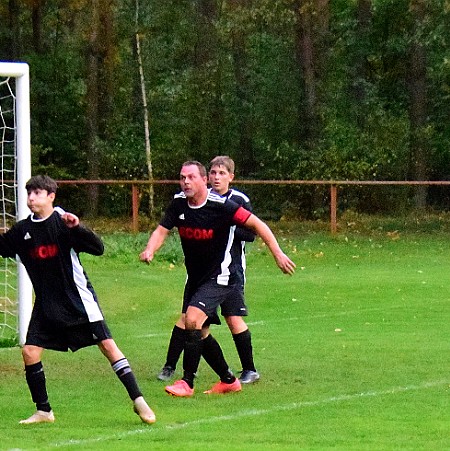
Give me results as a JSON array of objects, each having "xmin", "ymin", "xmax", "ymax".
[{"xmin": 0, "ymin": 227, "xmax": 449, "ymax": 450}]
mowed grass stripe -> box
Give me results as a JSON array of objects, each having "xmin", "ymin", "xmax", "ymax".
[{"xmin": 49, "ymin": 379, "xmax": 448, "ymax": 449}]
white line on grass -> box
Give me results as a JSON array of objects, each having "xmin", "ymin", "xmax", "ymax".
[
  {"xmin": 135, "ymin": 300, "xmax": 450, "ymax": 338},
  {"xmin": 135, "ymin": 307, "xmax": 395, "ymax": 337},
  {"xmin": 136, "ymin": 332, "xmax": 170, "ymax": 338},
  {"xmin": 47, "ymin": 379, "xmax": 448, "ymax": 449}
]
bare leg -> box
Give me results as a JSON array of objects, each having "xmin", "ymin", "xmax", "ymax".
[{"xmin": 98, "ymin": 339, "xmax": 155, "ymax": 424}]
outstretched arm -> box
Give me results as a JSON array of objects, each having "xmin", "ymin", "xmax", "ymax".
[
  {"xmin": 139, "ymin": 225, "xmax": 170, "ymax": 264},
  {"xmin": 244, "ymin": 214, "xmax": 296, "ymax": 275}
]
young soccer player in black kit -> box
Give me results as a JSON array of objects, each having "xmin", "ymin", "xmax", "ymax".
[
  {"xmin": 0, "ymin": 175, "xmax": 155, "ymax": 424},
  {"xmin": 140, "ymin": 161, "xmax": 295, "ymax": 397}
]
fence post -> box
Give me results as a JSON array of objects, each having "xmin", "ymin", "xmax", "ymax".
[
  {"xmin": 131, "ymin": 184, "xmax": 139, "ymax": 233},
  {"xmin": 330, "ymin": 184, "xmax": 337, "ymax": 235}
]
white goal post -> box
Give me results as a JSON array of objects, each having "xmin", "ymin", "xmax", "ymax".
[{"xmin": 0, "ymin": 62, "xmax": 32, "ymax": 346}]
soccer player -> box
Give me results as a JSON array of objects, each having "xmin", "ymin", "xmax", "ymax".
[
  {"xmin": 140, "ymin": 161, "xmax": 295, "ymax": 397},
  {"xmin": 0, "ymin": 175, "xmax": 155, "ymax": 425},
  {"xmin": 157, "ymin": 156, "xmax": 260, "ymax": 384}
]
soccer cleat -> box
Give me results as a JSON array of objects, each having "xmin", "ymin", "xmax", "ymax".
[
  {"xmin": 239, "ymin": 370, "xmax": 260, "ymax": 384},
  {"xmin": 157, "ymin": 365, "xmax": 175, "ymax": 381},
  {"xmin": 203, "ymin": 378, "xmax": 242, "ymax": 394},
  {"xmin": 133, "ymin": 396, "xmax": 156, "ymax": 424},
  {"xmin": 19, "ymin": 410, "xmax": 55, "ymax": 424},
  {"xmin": 165, "ymin": 379, "xmax": 194, "ymax": 397}
]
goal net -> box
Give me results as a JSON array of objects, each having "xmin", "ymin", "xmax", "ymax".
[{"xmin": 0, "ymin": 62, "xmax": 32, "ymax": 346}]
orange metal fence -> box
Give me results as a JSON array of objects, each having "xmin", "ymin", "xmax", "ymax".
[{"xmin": 56, "ymin": 180, "xmax": 450, "ymax": 234}]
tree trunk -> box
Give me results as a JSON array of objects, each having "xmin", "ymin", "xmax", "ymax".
[
  {"xmin": 294, "ymin": 0, "xmax": 315, "ymax": 143},
  {"xmin": 31, "ymin": 0, "xmax": 44, "ymax": 54},
  {"xmin": 194, "ymin": 0, "xmax": 219, "ymax": 66},
  {"xmin": 190, "ymin": 0, "xmax": 221, "ymax": 155},
  {"xmin": 86, "ymin": 0, "xmax": 101, "ymax": 216},
  {"xmin": 228, "ymin": 0, "xmax": 254, "ymax": 176},
  {"xmin": 85, "ymin": 0, "xmax": 117, "ymax": 216},
  {"xmin": 135, "ymin": 0, "xmax": 154, "ymax": 218},
  {"xmin": 97, "ymin": 0, "xmax": 116, "ymax": 138},
  {"xmin": 293, "ymin": 0, "xmax": 329, "ymax": 146},
  {"xmin": 352, "ymin": 0, "xmax": 372, "ymax": 118},
  {"xmin": 408, "ymin": 0, "xmax": 428, "ymax": 208},
  {"xmin": 8, "ymin": 0, "xmax": 21, "ymax": 59}
]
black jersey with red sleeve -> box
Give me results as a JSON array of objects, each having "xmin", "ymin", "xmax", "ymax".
[
  {"xmin": 226, "ymin": 189, "xmax": 255, "ymax": 244},
  {"xmin": 0, "ymin": 211, "xmax": 105, "ymax": 327},
  {"xmin": 160, "ymin": 190, "xmax": 252, "ymax": 287},
  {"xmin": 224, "ymin": 189, "xmax": 256, "ymax": 285}
]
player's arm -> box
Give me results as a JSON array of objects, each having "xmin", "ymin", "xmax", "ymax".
[
  {"xmin": 240, "ymin": 212, "xmax": 296, "ymax": 275},
  {"xmin": 0, "ymin": 227, "xmax": 19, "ymax": 258},
  {"xmin": 61, "ymin": 212, "xmax": 80, "ymax": 228},
  {"xmin": 140, "ymin": 225, "xmax": 170, "ymax": 264},
  {"xmin": 71, "ymin": 225, "xmax": 104, "ymax": 256},
  {"xmin": 54, "ymin": 207, "xmax": 79, "ymax": 228},
  {"xmin": 57, "ymin": 208, "xmax": 103, "ymax": 255}
]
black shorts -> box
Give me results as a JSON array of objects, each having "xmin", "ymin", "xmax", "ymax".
[
  {"xmin": 25, "ymin": 316, "xmax": 112, "ymax": 352},
  {"xmin": 182, "ymin": 279, "xmax": 246, "ymax": 325},
  {"xmin": 220, "ymin": 286, "xmax": 248, "ymax": 317}
]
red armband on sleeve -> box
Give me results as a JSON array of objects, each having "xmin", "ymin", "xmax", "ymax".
[{"xmin": 233, "ymin": 206, "xmax": 252, "ymax": 225}]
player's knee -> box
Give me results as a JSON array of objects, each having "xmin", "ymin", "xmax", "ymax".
[
  {"xmin": 21, "ymin": 345, "xmax": 41, "ymax": 364},
  {"xmin": 225, "ymin": 316, "xmax": 247, "ymax": 334},
  {"xmin": 98, "ymin": 338, "xmax": 123, "ymax": 362},
  {"xmin": 185, "ymin": 307, "xmax": 207, "ymax": 330},
  {"xmin": 185, "ymin": 316, "xmax": 204, "ymax": 330}
]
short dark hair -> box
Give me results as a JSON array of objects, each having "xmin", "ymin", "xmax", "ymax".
[
  {"xmin": 25, "ymin": 175, "xmax": 58, "ymax": 194},
  {"xmin": 181, "ymin": 160, "xmax": 207, "ymax": 177}
]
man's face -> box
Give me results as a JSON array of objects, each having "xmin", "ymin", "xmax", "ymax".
[
  {"xmin": 27, "ymin": 188, "xmax": 54, "ymax": 216},
  {"xmin": 209, "ymin": 164, "xmax": 234, "ymax": 195},
  {"xmin": 180, "ymin": 165, "xmax": 207, "ymax": 198}
]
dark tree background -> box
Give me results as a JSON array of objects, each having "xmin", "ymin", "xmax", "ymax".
[{"xmin": 1, "ymin": 0, "xmax": 449, "ymax": 218}]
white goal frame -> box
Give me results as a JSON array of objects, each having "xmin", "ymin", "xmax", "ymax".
[{"xmin": 0, "ymin": 62, "xmax": 32, "ymax": 346}]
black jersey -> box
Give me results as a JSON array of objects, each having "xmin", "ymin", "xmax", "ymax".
[
  {"xmin": 225, "ymin": 189, "xmax": 255, "ymax": 242},
  {"xmin": 160, "ymin": 189, "xmax": 252, "ymax": 287},
  {"xmin": 0, "ymin": 211, "xmax": 105, "ymax": 327},
  {"xmin": 224, "ymin": 189, "xmax": 255, "ymax": 285}
]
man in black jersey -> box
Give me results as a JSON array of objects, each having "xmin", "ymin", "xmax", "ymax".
[
  {"xmin": 0, "ymin": 175, "xmax": 155, "ymax": 425},
  {"xmin": 157, "ymin": 156, "xmax": 260, "ymax": 384},
  {"xmin": 140, "ymin": 161, "xmax": 295, "ymax": 397}
]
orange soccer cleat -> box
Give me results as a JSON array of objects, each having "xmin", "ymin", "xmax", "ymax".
[
  {"xmin": 203, "ymin": 378, "xmax": 242, "ymax": 394},
  {"xmin": 165, "ymin": 379, "xmax": 194, "ymax": 397}
]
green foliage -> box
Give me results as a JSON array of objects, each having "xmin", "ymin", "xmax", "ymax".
[
  {"xmin": 0, "ymin": 335, "xmax": 18, "ymax": 348},
  {"xmin": 2, "ymin": 0, "xmax": 450, "ymax": 216}
]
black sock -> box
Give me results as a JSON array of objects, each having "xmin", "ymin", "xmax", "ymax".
[
  {"xmin": 165, "ymin": 325, "xmax": 186, "ymax": 369},
  {"xmin": 112, "ymin": 358, "xmax": 142, "ymax": 401},
  {"xmin": 182, "ymin": 330, "xmax": 203, "ymax": 388},
  {"xmin": 25, "ymin": 362, "xmax": 51, "ymax": 412},
  {"xmin": 232, "ymin": 329, "xmax": 256, "ymax": 372},
  {"xmin": 202, "ymin": 334, "xmax": 235, "ymax": 383}
]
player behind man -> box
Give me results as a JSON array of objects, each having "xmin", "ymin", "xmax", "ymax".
[{"xmin": 140, "ymin": 161, "xmax": 295, "ymax": 397}]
